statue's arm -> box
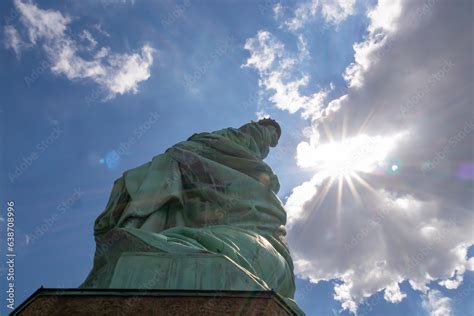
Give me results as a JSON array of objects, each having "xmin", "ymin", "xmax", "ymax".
[
  {"xmin": 93, "ymin": 177, "xmax": 130, "ymax": 238},
  {"xmin": 238, "ymin": 121, "xmax": 274, "ymax": 144},
  {"xmin": 207, "ymin": 122, "xmax": 275, "ymax": 159}
]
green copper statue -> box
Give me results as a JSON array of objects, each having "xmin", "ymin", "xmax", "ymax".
[{"xmin": 81, "ymin": 119, "xmax": 303, "ymax": 314}]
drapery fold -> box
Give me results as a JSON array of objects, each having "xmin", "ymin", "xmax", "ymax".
[{"xmin": 84, "ymin": 121, "xmax": 298, "ymax": 304}]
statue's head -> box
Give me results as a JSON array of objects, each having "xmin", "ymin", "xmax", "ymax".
[{"xmin": 257, "ymin": 118, "xmax": 281, "ymax": 147}]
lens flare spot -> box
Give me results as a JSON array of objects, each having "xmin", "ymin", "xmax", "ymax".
[
  {"xmin": 100, "ymin": 150, "xmax": 120, "ymax": 169},
  {"xmin": 457, "ymin": 162, "xmax": 474, "ymax": 180}
]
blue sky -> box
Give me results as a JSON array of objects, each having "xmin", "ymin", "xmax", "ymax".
[{"xmin": 1, "ymin": 0, "xmax": 473, "ymax": 315}]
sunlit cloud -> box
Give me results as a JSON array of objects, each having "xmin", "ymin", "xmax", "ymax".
[
  {"xmin": 286, "ymin": 130, "xmax": 408, "ymax": 225},
  {"xmin": 245, "ymin": 0, "xmax": 473, "ymax": 314},
  {"xmin": 297, "ymin": 131, "xmax": 408, "ymax": 176},
  {"xmin": 242, "ymin": 30, "xmax": 333, "ymax": 120},
  {"xmin": 422, "ymin": 290, "xmax": 453, "ymax": 316},
  {"xmin": 279, "ymin": 0, "xmax": 356, "ymax": 31},
  {"xmin": 4, "ymin": 0, "xmax": 155, "ymax": 99},
  {"xmin": 3, "ymin": 25, "xmax": 25, "ymax": 58},
  {"xmin": 344, "ymin": 0, "xmax": 403, "ymax": 88}
]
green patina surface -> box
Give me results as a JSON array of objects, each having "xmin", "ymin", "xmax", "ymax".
[{"xmin": 81, "ymin": 120, "xmax": 304, "ymax": 314}]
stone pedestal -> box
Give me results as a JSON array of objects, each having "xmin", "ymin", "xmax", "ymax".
[{"xmin": 12, "ymin": 288, "xmax": 299, "ymax": 315}]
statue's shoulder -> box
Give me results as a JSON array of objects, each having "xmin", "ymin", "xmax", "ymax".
[
  {"xmin": 213, "ymin": 126, "xmax": 242, "ymax": 134},
  {"xmin": 187, "ymin": 127, "xmax": 247, "ymax": 141}
]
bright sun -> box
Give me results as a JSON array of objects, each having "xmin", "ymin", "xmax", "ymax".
[
  {"xmin": 297, "ymin": 132, "xmax": 408, "ymax": 206},
  {"xmin": 298, "ymin": 132, "xmax": 407, "ymax": 179},
  {"xmin": 286, "ymin": 129, "xmax": 408, "ymax": 225}
]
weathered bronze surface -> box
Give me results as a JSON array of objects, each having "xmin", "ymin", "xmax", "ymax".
[{"xmin": 80, "ymin": 119, "xmax": 303, "ymax": 314}]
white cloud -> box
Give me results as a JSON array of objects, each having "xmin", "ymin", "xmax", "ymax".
[
  {"xmin": 281, "ymin": 0, "xmax": 356, "ymax": 31},
  {"xmin": 333, "ymin": 273, "xmax": 358, "ymax": 312},
  {"xmin": 439, "ymin": 271, "xmax": 463, "ymax": 290},
  {"xmin": 367, "ymin": 0, "xmax": 403, "ymax": 33},
  {"xmin": 79, "ymin": 30, "xmax": 98, "ymax": 51},
  {"xmin": 243, "ymin": 30, "xmax": 332, "ymax": 120},
  {"xmin": 5, "ymin": 0, "xmax": 155, "ymax": 99},
  {"xmin": 93, "ymin": 24, "xmax": 111, "ymax": 37},
  {"xmin": 285, "ymin": 172, "xmax": 325, "ymax": 225},
  {"xmin": 273, "ymin": 3, "xmax": 284, "ymax": 20},
  {"xmin": 288, "ymin": 187, "xmax": 473, "ymax": 313},
  {"xmin": 245, "ymin": 0, "xmax": 474, "ymax": 314},
  {"xmin": 3, "ymin": 25, "xmax": 24, "ymax": 58},
  {"xmin": 284, "ymin": 0, "xmax": 319, "ymax": 31},
  {"xmin": 384, "ymin": 282, "xmax": 407, "ymax": 303},
  {"xmin": 343, "ymin": 0, "xmax": 403, "ymax": 88},
  {"xmin": 243, "ymin": 31, "xmax": 285, "ymax": 73},
  {"xmin": 100, "ymin": 0, "xmax": 135, "ymax": 6},
  {"xmin": 321, "ymin": 0, "xmax": 356, "ymax": 25},
  {"xmin": 289, "ymin": 131, "xmax": 409, "ymax": 226},
  {"xmin": 15, "ymin": 0, "xmax": 70, "ymax": 44},
  {"xmin": 99, "ymin": 45, "xmax": 154, "ymax": 96},
  {"xmin": 422, "ymin": 290, "xmax": 453, "ymax": 316},
  {"xmin": 256, "ymin": 110, "xmax": 271, "ymax": 120},
  {"xmin": 296, "ymin": 132, "xmax": 408, "ymax": 171}
]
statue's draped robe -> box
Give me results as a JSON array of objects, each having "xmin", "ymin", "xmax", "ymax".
[{"xmin": 82, "ymin": 122, "xmax": 297, "ymax": 304}]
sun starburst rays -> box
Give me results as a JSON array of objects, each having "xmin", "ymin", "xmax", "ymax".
[{"xmin": 294, "ymin": 122, "xmax": 408, "ymax": 231}]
